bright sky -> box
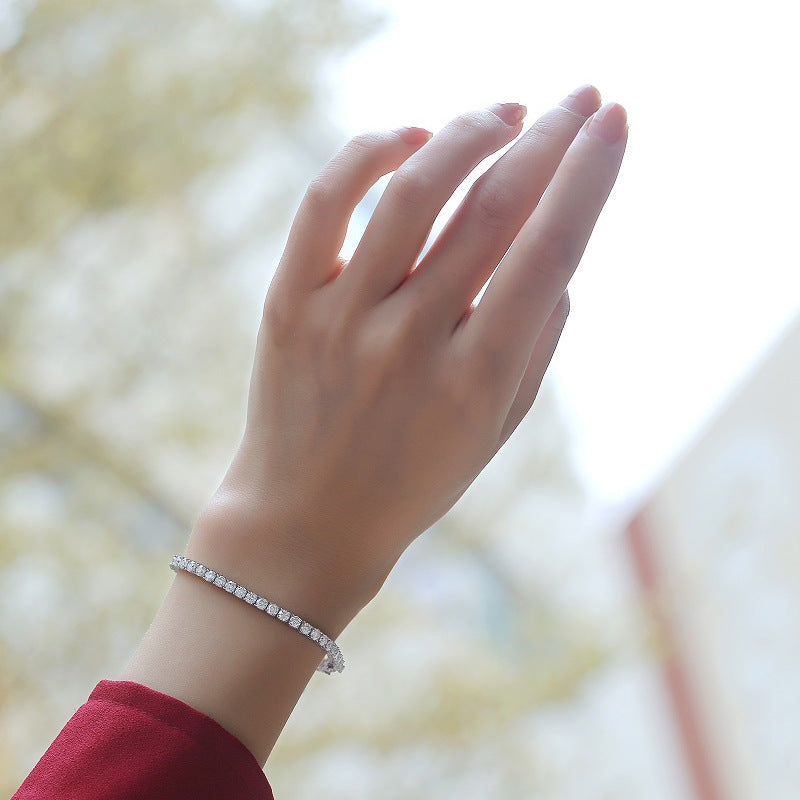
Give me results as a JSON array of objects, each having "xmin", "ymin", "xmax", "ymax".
[{"xmin": 327, "ymin": 0, "xmax": 800, "ymax": 507}]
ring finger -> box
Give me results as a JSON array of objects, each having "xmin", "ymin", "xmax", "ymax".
[{"xmin": 403, "ymin": 85, "xmax": 601, "ymax": 333}]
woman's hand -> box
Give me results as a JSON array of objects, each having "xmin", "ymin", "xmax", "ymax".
[
  {"xmin": 192, "ymin": 85, "xmax": 627, "ymax": 633},
  {"xmin": 122, "ymin": 86, "xmax": 628, "ymax": 767}
]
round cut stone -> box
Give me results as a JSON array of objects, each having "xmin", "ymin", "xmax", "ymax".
[
  {"xmin": 224, "ymin": 580, "xmax": 237, "ymax": 593},
  {"xmin": 267, "ymin": 603, "xmax": 279, "ymax": 616},
  {"xmin": 186, "ymin": 560, "xmax": 196, "ymax": 572},
  {"xmin": 234, "ymin": 585, "xmax": 247, "ymax": 599},
  {"xmin": 255, "ymin": 597, "xmax": 268, "ymax": 610},
  {"xmin": 245, "ymin": 592, "xmax": 257, "ymax": 604},
  {"xmin": 214, "ymin": 575, "xmax": 226, "ymax": 588},
  {"xmin": 319, "ymin": 635, "xmax": 329, "ymax": 648},
  {"xmin": 310, "ymin": 629, "xmax": 320, "ymax": 641},
  {"xmin": 277, "ymin": 609, "xmax": 291, "ymax": 622},
  {"xmin": 204, "ymin": 570, "xmax": 216, "ymax": 582},
  {"xmin": 195, "ymin": 564, "xmax": 207, "ymax": 576},
  {"xmin": 289, "ymin": 615, "xmax": 301, "ymax": 628},
  {"xmin": 300, "ymin": 622, "xmax": 312, "ymax": 635}
]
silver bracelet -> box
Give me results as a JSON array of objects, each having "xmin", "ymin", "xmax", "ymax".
[{"xmin": 169, "ymin": 555, "xmax": 344, "ymax": 674}]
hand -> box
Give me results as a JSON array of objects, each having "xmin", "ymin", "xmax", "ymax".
[{"xmin": 192, "ymin": 85, "xmax": 627, "ymax": 633}]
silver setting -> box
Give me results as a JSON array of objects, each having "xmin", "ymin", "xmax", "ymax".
[{"xmin": 170, "ymin": 554, "xmax": 344, "ymax": 674}]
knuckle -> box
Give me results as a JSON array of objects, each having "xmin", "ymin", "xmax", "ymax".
[
  {"xmin": 531, "ymin": 223, "xmax": 576, "ymax": 280},
  {"xmin": 261, "ymin": 296, "xmax": 294, "ymax": 348},
  {"xmin": 304, "ymin": 176, "xmax": 336, "ymax": 208},
  {"xmin": 359, "ymin": 299, "xmax": 430, "ymax": 370},
  {"xmin": 385, "ymin": 301, "xmax": 429, "ymax": 357},
  {"xmin": 559, "ymin": 291, "xmax": 571, "ymax": 321},
  {"xmin": 345, "ymin": 130, "xmax": 385, "ymax": 156},
  {"xmin": 527, "ymin": 111, "xmax": 564, "ymax": 143},
  {"xmin": 451, "ymin": 335, "xmax": 502, "ymax": 405},
  {"xmin": 388, "ymin": 167, "xmax": 435, "ymax": 210},
  {"xmin": 451, "ymin": 110, "xmax": 496, "ymax": 138},
  {"xmin": 470, "ymin": 176, "xmax": 519, "ymax": 233},
  {"xmin": 552, "ymin": 298, "xmax": 570, "ymax": 335},
  {"xmin": 443, "ymin": 358, "xmax": 503, "ymax": 448}
]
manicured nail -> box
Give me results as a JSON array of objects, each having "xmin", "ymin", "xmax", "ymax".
[
  {"xmin": 558, "ymin": 84, "xmax": 601, "ymax": 116},
  {"xmin": 488, "ymin": 102, "xmax": 527, "ymax": 127},
  {"xmin": 397, "ymin": 126, "xmax": 433, "ymax": 144},
  {"xmin": 587, "ymin": 102, "xmax": 627, "ymax": 144}
]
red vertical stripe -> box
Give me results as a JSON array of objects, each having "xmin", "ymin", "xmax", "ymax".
[{"xmin": 625, "ymin": 511, "xmax": 726, "ymax": 800}]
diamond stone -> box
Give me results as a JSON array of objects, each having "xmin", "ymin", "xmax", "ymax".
[
  {"xmin": 234, "ymin": 585, "xmax": 247, "ymax": 599},
  {"xmin": 224, "ymin": 580, "xmax": 237, "ymax": 593},
  {"xmin": 289, "ymin": 615, "xmax": 301, "ymax": 628},
  {"xmin": 300, "ymin": 622, "xmax": 312, "ymax": 635},
  {"xmin": 310, "ymin": 629, "xmax": 320, "ymax": 641},
  {"xmin": 214, "ymin": 575, "xmax": 226, "ymax": 587},
  {"xmin": 180, "ymin": 557, "xmax": 189, "ymax": 569},
  {"xmin": 266, "ymin": 603, "xmax": 279, "ymax": 616},
  {"xmin": 277, "ymin": 609, "xmax": 291, "ymax": 622},
  {"xmin": 204, "ymin": 570, "xmax": 216, "ymax": 582},
  {"xmin": 195, "ymin": 564, "xmax": 207, "ymax": 576},
  {"xmin": 255, "ymin": 597, "xmax": 268, "ymax": 610},
  {"xmin": 186, "ymin": 560, "xmax": 196, "ymax": 572},
  {"xmin": 245, "ymin": 592, "xmax": 257, "ymax": 604}
]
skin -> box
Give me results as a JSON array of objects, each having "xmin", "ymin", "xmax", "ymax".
[{"xmin": 120, "ymin": 84, "xmax": 628, "ymax": 768}]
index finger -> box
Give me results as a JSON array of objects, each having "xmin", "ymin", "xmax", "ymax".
[{"xmin": 459, "ymin": 101, "xmax": 628, "ymax": 414}]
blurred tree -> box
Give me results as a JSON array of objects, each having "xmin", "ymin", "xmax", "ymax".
[
  {"xmin": 0, "ymin": 1, "xmax": 653, "ymax": 797},
  {"xmin": 0, "ymin": 0, "xmax": 387, "ymax": 791}
]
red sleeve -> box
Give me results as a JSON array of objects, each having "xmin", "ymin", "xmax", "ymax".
[{"xmin": 11, "ymin": 679, "xmax": 275, "ymax": 800}]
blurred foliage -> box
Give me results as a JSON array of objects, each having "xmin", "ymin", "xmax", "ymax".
[
  {"xmin": 0, "ymin": 0, "xmax": 382, "ymax": 252},
  {"xmin": 0, "ymin": 0, "xmax": 387, "ymax": 793},
  {"xmin": 0, "ymin": 1, "xmax": 656, "ymax": 797}
]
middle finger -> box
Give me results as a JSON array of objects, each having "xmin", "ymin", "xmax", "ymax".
[{"xmin": 402, "ymin": 84, "xmax": 601, "ymax": 333}]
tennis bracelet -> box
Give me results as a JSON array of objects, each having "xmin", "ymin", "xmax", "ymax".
[{"xmin": 170, "ymin": 555, "xmax": 345, "ymax": 674}]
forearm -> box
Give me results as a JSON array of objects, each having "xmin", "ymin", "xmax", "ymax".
[{"xmin": 119, "ymin": 509, "xmax": 360, "ymax": 769}]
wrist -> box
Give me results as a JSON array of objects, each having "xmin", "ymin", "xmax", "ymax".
[
  {"xmin": 121, "ymin": 556, "xmax": 333, "ymax": 766},
  {"xmin": 189, "ymin": 491, "xmax": 376, "ymax": 640}
]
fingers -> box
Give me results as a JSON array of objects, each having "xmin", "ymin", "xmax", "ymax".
[
  {"xmin": 337, "ymin": 103, "xmax": 527, "ymax": 308},
  {"xmin": 495, "ymin": 290, "xmax": 570, "ymax": 450},
  {"xmin": 404, "ymin": 85, "xmax": 601, "ymax": 332},
  {"xmin": 274, "ymin": 128, "xmax": 432, "ymax": 297},
  {"xmin": 461, "ymin": 102, "xmax": 628, "ymax": 416}
]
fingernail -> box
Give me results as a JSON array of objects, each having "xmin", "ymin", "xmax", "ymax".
[
  {"xmin": 397, "ymin": 126, "xmax": 433, "ymax": 144},
  {"xmin": 586, "ymin": 102, "xmax": 627, "ymax": 144},
  {"xmin": 488, "ymin": 102, "xmax": 527, "ymax": 127},
  {"xmin": 558, "ymin": 84, "xmax": 601, "ymax": 116}
]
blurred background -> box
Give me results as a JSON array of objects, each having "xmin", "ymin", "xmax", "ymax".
[{"xmin": 1, "ymin": 0, "xmax": 798, "ymax": 797}]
